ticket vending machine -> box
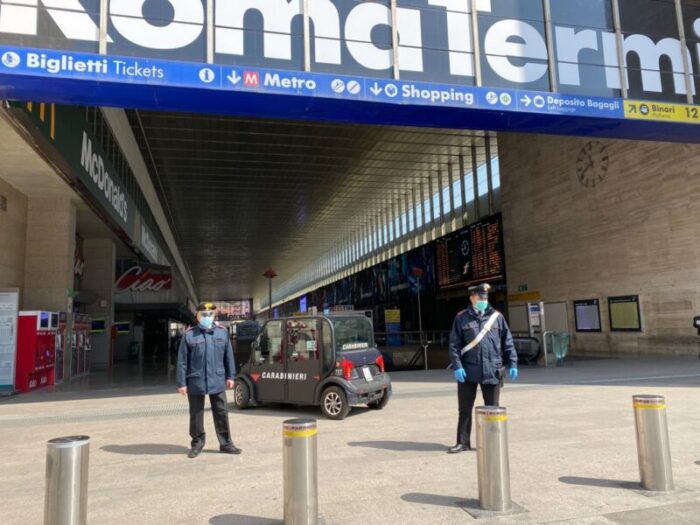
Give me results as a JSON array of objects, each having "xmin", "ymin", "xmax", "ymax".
[
  {"xmin": 55, "ymin": 312, "xmax": 67, "ymax": 384},
  {"xmin": 73, "ymin": 314, "xmax": 83, "ymax": 377},
  {"xmin": 16, "ymin": 311, "xmax": 58, "ymax": 392},
  {"xmin": 82, "ymin": 315, "xmax": 92, "ymax": 373},
  {"xmin": 73, "ymin": 314, "xmax": 91, "ymax": 376},
  {"xmin": 71, "ymin": 314, "xmax": 79, "ymax": 378},
  {"xmin": 526, "ymin": 302, "xmax": 545, "ymax": 339},
  {"xmin": 527, "ymin": 302, "xmax": 548, "ymax": 366}
]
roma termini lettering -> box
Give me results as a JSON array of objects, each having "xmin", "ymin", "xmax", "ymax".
[{"xmin": 0, "ymin": 0, "xmax": 699, "ymax": 99}]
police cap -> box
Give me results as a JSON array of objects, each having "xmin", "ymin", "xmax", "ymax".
[
  {"xmin": 196, "ymin": 302, "xmax": 217, "ymax": 312},
  {"xmin": 468, "ymin": 283, "xmax": 492, "ymax": 296}
]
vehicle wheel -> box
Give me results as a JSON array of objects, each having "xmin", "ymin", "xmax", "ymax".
[
  {"xmin": 367, "ymin": 391, "xmax": 389, "ymax": 410},
  {"xmin": 320, "ymin": 386, "xmax": 350, "ymax": 420},
  {"xmin": 232, "ymin": 381, "xmax": 251, "ymax": 410}
]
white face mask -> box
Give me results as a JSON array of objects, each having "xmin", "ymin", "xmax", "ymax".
[{"xmin": 198, "ymin": 315, "xmax": 214, "ymax": 329}]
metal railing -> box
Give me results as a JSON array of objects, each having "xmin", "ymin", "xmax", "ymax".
[
  {"xmin": 374, "ymin": 330, "xmax": 451, "ymax": 347},
  {"xmin": 374, "ymin": 330, "xmax": 451, "ymax": 371},
  {"xmin": 512, "ymin": 337, "xmax": 542, "ymax": 366}
]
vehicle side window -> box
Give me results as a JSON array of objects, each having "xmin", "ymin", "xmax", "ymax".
[
  {"xmin": 322, "ymin": 319, "xmax": 334, "ymax": 372},
  {"xmin": 286, "ymin": 319, "xmax": 319, "ymax": 361},
  {"xmin": 258, "ymin": 321, "xmax": 283, "ymax": 364}
]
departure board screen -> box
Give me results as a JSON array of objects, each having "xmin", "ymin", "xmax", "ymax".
[{"xmin": 436, "ymin": 215, "xmax": 505, "ymax": 289}]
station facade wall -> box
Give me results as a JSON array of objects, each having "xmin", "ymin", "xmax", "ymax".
[
  {"xmin": 500, "ymin": 133, "xmax": 699, "ymax": 355},
  {"xmin": 0, "ymin": 176, "xmax": 27, "ymax": 291}
]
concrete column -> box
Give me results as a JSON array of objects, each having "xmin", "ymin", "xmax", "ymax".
[
  {"xmin": 81, "ymin": 238, "xmax": 115, "ymax": 370},
  {"xmin": 23, "ymin": 197, "xmax": 75, "ymax": 311},
  {"xmin": 0, "ymin": 177, "xmax": 28, "ymax": 289}
]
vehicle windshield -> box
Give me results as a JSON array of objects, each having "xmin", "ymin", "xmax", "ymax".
[
  {"xmin": 236, "ymin": 321, "xmax": 258, "ymax": 339},
  {"xmin": 330, "ymin": 316, "xmax": 374, "ymax": 353}
]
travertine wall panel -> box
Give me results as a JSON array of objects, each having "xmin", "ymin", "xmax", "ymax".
[{"xmin": 500, "ymin": 133, "xmax": 699, "ymax": 355}]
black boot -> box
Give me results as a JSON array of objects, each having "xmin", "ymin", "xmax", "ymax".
[
  {"xmin": 188, "ymin": 446, "xmax": 203, "ymax": 458},
  {"xmin": 220, "ymin": 444, "xmax": 242, "ymax": 455},
  {"xmin": 448, "ymin": 443, "xmax": 472, "ymax": 453}
]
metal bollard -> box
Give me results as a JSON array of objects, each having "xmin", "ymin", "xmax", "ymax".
[
  {"xmin": 475, "ymin": 406, "xmax": 512, "ymax": 512},
  {"xmin": 44, "ymin": 436, "xmax": 90, "ymax": 525},
  {"xmin": 633, "ymin": 395, "xmax": 674, "ymax": 492},
  {"xmin": 283, "ymin": 419, "xmax": 318, "ymax": 525}
]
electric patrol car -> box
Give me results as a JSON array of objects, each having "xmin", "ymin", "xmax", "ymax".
[{"xmin": 232, "ymin": 313, "xmax": 391, "ymax": 419}]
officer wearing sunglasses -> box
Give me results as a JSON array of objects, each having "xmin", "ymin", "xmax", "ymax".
[
  {"xmin": 177, "ymin": 302, "xmax": 241, "ymax": 458},
  {"xmin": 447, "ymin": 283, "xmax": 518, "ymax": 453}
]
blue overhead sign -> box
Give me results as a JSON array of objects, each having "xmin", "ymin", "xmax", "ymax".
[
  {"xmin": 0, "ymin": 46, "xmax": 626, "ymax": 118},
  {"xmin": 0, "ymin": 45, "xmax": 698, "ymax": 143}
]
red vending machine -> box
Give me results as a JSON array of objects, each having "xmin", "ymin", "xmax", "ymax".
[{"xmin": 16, "ymin": 311, "xmax": 57, "ymax": 392}]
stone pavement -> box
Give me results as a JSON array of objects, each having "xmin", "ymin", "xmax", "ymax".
[{"xmin": 1, "ymin": 356, "xmax": 699, "ymax": 524}]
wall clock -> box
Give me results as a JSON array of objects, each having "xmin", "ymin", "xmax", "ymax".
[{"xmin": 576, "ymin": 141, "xmax": 609, "ymax": 188}]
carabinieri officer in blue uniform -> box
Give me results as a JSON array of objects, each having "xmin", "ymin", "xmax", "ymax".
[
  {"xmin": 177, "ymin": 302, "xmax": 241, "ymax": 458},
  {"xmin": 448, "ymin": 283, "xmax": 518, "ymax": 453}
]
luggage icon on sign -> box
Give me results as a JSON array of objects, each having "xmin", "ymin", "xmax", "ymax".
[{"xmin": 331, "ymin": 79, "xmax": 345, "ymax": 94}]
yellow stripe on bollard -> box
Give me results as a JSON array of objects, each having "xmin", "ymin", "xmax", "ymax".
[
  {"xmin": 634, "ymin": 403, "xmax": 666, "ymax": 410},
  {"xmin": 484, "ymin": 415, "xmax": 508, "ymax": 422},
  {"xmin": 283, "ymin": 428, "xmax": 318, "ymax": 438}
]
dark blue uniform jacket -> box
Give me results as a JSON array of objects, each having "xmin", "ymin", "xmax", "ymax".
[
  {"xmin": 176, "ymin": 324, "xmax": 236, "ymax": 395},
  {"xmin": 449, "ymin": 305, "xmax": 517, "ymax": 385}
]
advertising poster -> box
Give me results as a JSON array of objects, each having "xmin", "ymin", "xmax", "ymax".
[
  {"xmin": 322, "ymin": 285, "xmax": 334, "ymax": 309},
  {"xmin": 0, "ymin": 289, "xmax": 19, "ymax": 394},
  {"xmin": 335, "ymin": 277, "xmax": 352, "ymax": 305},
  {"xmin": 385, "ymin": 308, "xmax": 402, "ymax": 346},
  {"xmin": 355, "ymin": 268, "xmax": 374, "ymax": 306},
  {"xmin": 388, "ymin": 253, "xmax": 410, "ymax": 299},
  {"xmin": 574, "ymin": 299, "xmax": 602, "ymax": 332},
  {"xmin": 407, "ymin": 244, "xmax": 436, "ymax": 295},
  {"xmin": 212, "ymin": 300, "xmax": 253, "ymax": 321},
  {"xmin": 373, "ymin": 264, "xmax": 388, "ymax": 304},
  {"xmin": 609, "ymin": 295, "xmax": 642, "ymax": 332}
]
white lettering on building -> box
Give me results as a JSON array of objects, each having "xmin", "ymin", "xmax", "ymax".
[
  {"xmin": 110, "ymin": 0, "xmax": 203, "ymax": 50},
  {"xmin": 0, "ymin": 0, "xmax": 697, "ymax": 95},
  {"xmin": 140, "ymin": 224, "xmax": 158, "ymax": 262},
  {"xmin": 80, "ymin": 132, "xmax": 129, "ymax": 224}
]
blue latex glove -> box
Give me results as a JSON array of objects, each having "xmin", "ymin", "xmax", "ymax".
[
  {"xmin": 509, "ymin": 368, "xmax": 518, "ymax": 382},
  {"xmin": 454, "ymin": 368, "xmax": 467, "ymax": 383}
]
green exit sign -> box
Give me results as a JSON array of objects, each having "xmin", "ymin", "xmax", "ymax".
[{"xmin": 517, "ymin": 284, "xmax": 528, "ymax": 292}]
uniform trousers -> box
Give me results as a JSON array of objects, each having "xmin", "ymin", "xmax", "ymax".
[
  {"xmin": 188, "ymin": 391, "xmax": 233, "ymax": 449},
  {"xmin": 456, "ymin": 382, "xmax": 500, "ymax": 446}
]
